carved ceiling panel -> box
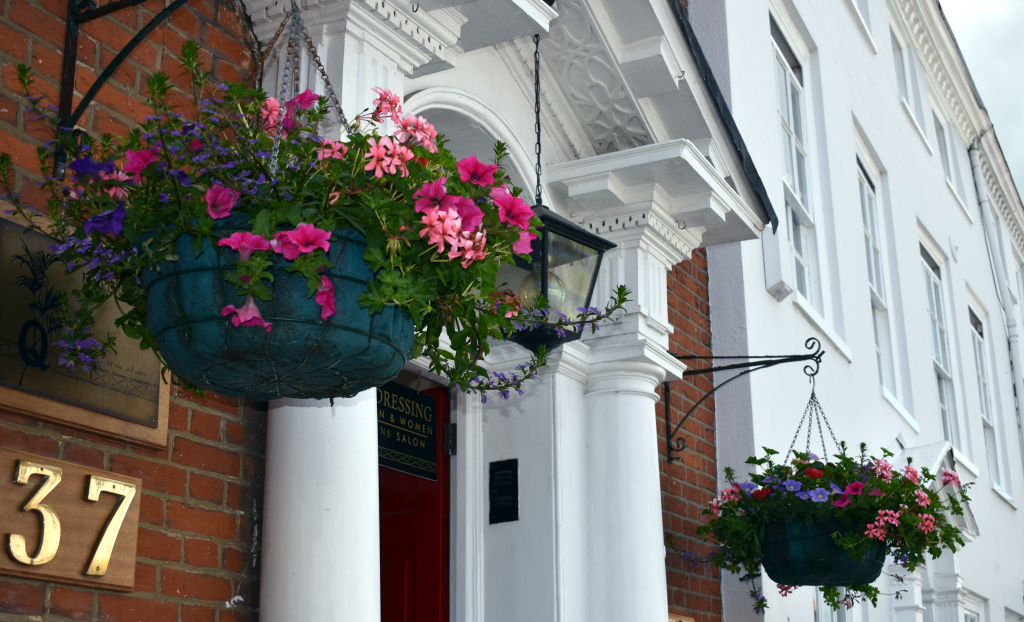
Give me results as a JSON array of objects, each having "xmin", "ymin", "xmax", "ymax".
[{"xmin": 544, "ymin": 0, "xmax": 652, "ymax": 155}]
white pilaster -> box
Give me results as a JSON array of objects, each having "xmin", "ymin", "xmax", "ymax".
[{"xmin": 260, "ymin": 390, "xmax": 381, "ymax": 622}]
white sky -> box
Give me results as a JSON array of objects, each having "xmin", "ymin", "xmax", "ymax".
[{"xmin": 941, "ymin": 0, "xmax": 1024, "ymax": 192}]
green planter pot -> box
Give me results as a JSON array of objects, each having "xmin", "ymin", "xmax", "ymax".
[
  {"xmin": 143, "ymin": 228, "xmax": 414, "ymax": 401},
  {"xmin": 761, "ymin": 519, "xmax": 886, "ymax": 586}
]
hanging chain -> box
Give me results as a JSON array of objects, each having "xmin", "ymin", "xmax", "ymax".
[
  {"xmin": 785, "ymin": 382, "xmax": 842, "ymax": 463},
  {"xmin": 249, "ymin": 16, "xmax": 289, "ymax": 87},
  {"xmin": 297, "ymin": 20, "xmax": 348, "ymax": 132},
  {"xmin": 533, "ymin": 33, "xmax": 543, "ymax": 206}
]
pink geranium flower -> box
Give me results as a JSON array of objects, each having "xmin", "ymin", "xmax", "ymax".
[
  {"xmin": 914, "ymin": 489, "xmax": 931, "ymax": 507},
  {"xmin": 287, "ymin": 223, "xmax": 331, "ymax": 255},
  {"xmin": 218, "ymin": 232, "xmax": 270, "ymax": 261},
  {"xmin": 371, "ymin": 87, "xmax": 402, "ymax": 118},
  {"xmin": 457, "ymin": 155, "xmax": 499, "ymax": 186},
  {"xmin": 389, "ymin": 143, "xmax": 415, "ymax": 178},
  {"xmin": 941, "ymin": 468, "xmax": 961, "ymax": 487},
  {"xmin": 99, "ymin": 170, "xmax": 131, "ymax": 200},
  {"xmin": 206, "ymin": 184, "xmax": 241, "ymax": 219},
  {"xmin": 449, "ymin": 229, "xmax": 488, "ymax": 268},
  {"xmin": 124, "ymin": 148, "xmax": 160, "ymax": 175},
  {"xmin": 365, "ymin": 136, "xmax": 395, "ymax": 178},
  {"xmin": 221, "ymin": 295, "xmax": 272, "ymax": 332},
  {"xmin": 874, "ymin": 459, "xmax": 893, "ymax": 482},
  {"xmin": 903, "ymin": 465, "xmax": 920, "ymax": 484},
  {"xmin": 260, "ymin": 97, "xmax": 282, "ymax": 131},
  {"xmin": 315, "ymin": 275, "xmax": 336, "ymax": 320},
  {"xmin": 419, "ymin": 208, "xmax": 463, "ymax": 253},
  {"xmin": 918, "ymin": 513, "xmax": 936, "ymax": 533},
  {"xmin": 317, "ymin": 139, "xmax": 348, "ymax": 161}
]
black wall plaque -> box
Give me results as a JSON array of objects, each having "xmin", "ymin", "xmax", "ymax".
[
  {"xmin": 377, "ymin": 382, "xmax": 438, "ymax": 480},
  {"xmin": 489, "ymin": 459, "xmax": 519, "ymax": 524}
]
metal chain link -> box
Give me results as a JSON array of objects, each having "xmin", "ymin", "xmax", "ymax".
[
  {"xmin": 296, "ymin": 17, "xmax": 349, "ymax": 132},
  {"xmin": 249, "ymin": 15, "xmax": 289, "ymax": 87},
  {"xmin": 533, "ymin": 33, "xmax": 543, "ymax": 206},
  {"xmin": 785, "ymin": 383, "xmax": 841, "ymax": 463}
]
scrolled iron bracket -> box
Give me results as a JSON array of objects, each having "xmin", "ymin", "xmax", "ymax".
[
  {"xmin": 664, "ymin": 337, "xmax": 824, "ymax": 462},
  {"xmin": 55, "ymin": 0, "xmax": 192, "ymax": 175}
]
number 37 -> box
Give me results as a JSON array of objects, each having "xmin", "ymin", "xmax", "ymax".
[{"xmin": 7, "ymin": 460, "xmax": 137, "ymax": 576}]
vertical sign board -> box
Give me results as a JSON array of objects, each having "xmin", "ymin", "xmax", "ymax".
[
  {"xmin": 0, "ymin": 448, "xmax": 142, "ymax": 590},
  {"xmin": 377, "ymin": 382, "xmax": 438, "ymax": 480}
]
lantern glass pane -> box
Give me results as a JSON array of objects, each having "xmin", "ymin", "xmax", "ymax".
[{"xmin": 548, "ymin": 231, "xmax": 599, "ymax": 323}]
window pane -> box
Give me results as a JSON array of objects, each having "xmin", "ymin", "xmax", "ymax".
[{"xmin": 892, "ymin": 32, "xmax": 908, "ymax": 101}]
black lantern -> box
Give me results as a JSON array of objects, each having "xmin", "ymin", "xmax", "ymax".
[
  {"xmin": 501, "ymin": 206, "xmax": 616, "ymax": 353},
  {"xmin": 501, "ymin": 34, "xmax": 616, "ymax": 353}
]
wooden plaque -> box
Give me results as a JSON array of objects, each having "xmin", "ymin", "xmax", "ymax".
[
  {"xmin": 0, "ymin": 448, "xmax": 142, "ymax": 590},
  {"xmin": 0, "ymin": 214, "xmax": 169, "ymax": 448}
]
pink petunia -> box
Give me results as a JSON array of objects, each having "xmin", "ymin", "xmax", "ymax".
[
  {"xmin": 287, "ymin": 223, "xmax": 331, "ymax": 255},
  {"xmin": 493, "ymin": 191, "xmax": 534, "ymax": 230},
  {"xmin": 832, "ymin": 493, "xmax": 850, "ymax": 508},
  {"xmin": 941, "ymin": 468, "xmax": 961, "ymax": 487},
  {"xmin": 513, "ymin": 229, "xmax": 537, "ymax": 255},
  {"xmin": 315, "ymin": 275, "xmax": 336, "ymax": 320},
  {"xmin": 218, "ymin": 231, "xmax": 270, "ymax": 262},
  {"xmin": 124, "ymin": 148, "xmax": 160, "ymax": 175},
  {"xmin": 413, "ymin": 178, "xmax": 459, "ymax": 214},
  {"xmin": 317, "ymin": 139, "xmax": 348, "ymax": 161},
  {"xmin": 844, "ymin": 481, "xmax": 864, "ymax": 495},
  {"xmin": 287, "ymin": 88, "xmax": 319, "ymax": 111},
  {"xmin": 451, "ymin": 196, "xmax": 485, "ymax": 232},
  {"xmin": 206, "ymin": 185, "xmax": 241, "ymax": 219},
  {"xmin": 221, "ymin": 295, "xmax": 272, "ymax": 332},
  {"xmin": 271, "ymin": 231, "xmax": 301, "ymax": 260},
  {"xmin": 457, "ymin": 155, "xmax": 499, "ymax": 187}
]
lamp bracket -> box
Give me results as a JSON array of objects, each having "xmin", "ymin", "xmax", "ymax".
[
  {"xmin": 54, "ymin": 0, "xmax": 192, "ymax": 174},
  {"xmin": 664, "ymin": 337, "xmax": 824, "ymax": 462}
]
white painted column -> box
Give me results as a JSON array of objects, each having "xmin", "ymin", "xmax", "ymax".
[
  {"xmin": 259, "ymin": 390, "xmax": 381, "ymax": 622},
  {"xmin": 584, "ymin": 343, "xmax": 683, "ymax": 622}
]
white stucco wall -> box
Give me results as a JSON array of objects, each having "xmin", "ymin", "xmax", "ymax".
[{"xmin": 696, "ymin": 0, "xmax": 1024, "ymax": 619}]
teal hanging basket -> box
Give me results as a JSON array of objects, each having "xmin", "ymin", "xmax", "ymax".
[
  {"xmin": 143, "ymin": 228, "xmax": 414, "ymax": 401},
  {"xmin": 761, "ymin": 519, "xmax": 886, "ymax": 586}
]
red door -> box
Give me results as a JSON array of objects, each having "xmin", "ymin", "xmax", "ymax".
[{"xmin": 379, "ymin": 386, "xmax": 450, "ymax": 622}]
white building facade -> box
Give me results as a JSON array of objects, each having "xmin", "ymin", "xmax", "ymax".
[
  {"xmin": 691, "ymin": 0, "xmax": 1024, "ymax": 620},
  {"xmin": 243, "ymin": 1, "xmax": 772, "ymax": 621}
]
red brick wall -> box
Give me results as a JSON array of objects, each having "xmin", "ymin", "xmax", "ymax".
[
  {"xmin": 0, "ymin": 0, "xmax": 257, "ymax": 206},
  {"xmin": 660, "ymin": 247, "xmax": 722, "ymax": 622},
  {"xmin": 0, "ymin": 389, "xmax": 266, "ymax": 621},
  {"xmin": 0, "ymin": 1, "xmax": 264, "ymax": 620}
]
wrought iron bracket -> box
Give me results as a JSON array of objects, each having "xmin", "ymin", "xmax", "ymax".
[
  {"xmin": 664, "ymin": 337, "xmax": 824, "ymax": 462},
  {"xmin": 55, "ymin": 0, "xmax": 192, "ymax": 174}
]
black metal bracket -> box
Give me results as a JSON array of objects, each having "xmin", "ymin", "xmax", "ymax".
[
  {"xmin": 664, "ymin": 337, "xmax": 824, "ymax": 462},
  {"xmin": 55, "ymin": 0, "xmax": 192, "ymax": 174}
]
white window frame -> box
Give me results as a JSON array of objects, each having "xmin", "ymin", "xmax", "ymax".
[
  {"xmin": 968, "ymin": 306, "xmax": 1004, "ymax": 490},
  {"xmin": 858, "ymin": 158, "xmax": 897, "ymax": 396},
  {"xmin": 890, "ymin": 25, "xmax": 926, "ymax": 136},
  {"xmin": 922, "ymin": 244, "xmax": 961, "ymax": 449},
  {"xmin": 932, "ymin": 106, "xmax": 970, "ymax": 212}
]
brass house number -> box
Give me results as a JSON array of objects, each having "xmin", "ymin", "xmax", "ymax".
[{"xmin": 0, "ymin": 449, "xmax": 142, "ymax": 590}]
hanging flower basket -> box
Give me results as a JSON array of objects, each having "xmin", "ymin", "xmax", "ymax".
[
  {"xmin": 144, "ymin": 228, "xmax": 413, "ymax": 400},
  {"xmin": 760, "ymin": 519, "xmax": 885, "ymax": 587},
  {"xmin": 0, "ymin": 42, "xmax": 630, "ymax": 400}
]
